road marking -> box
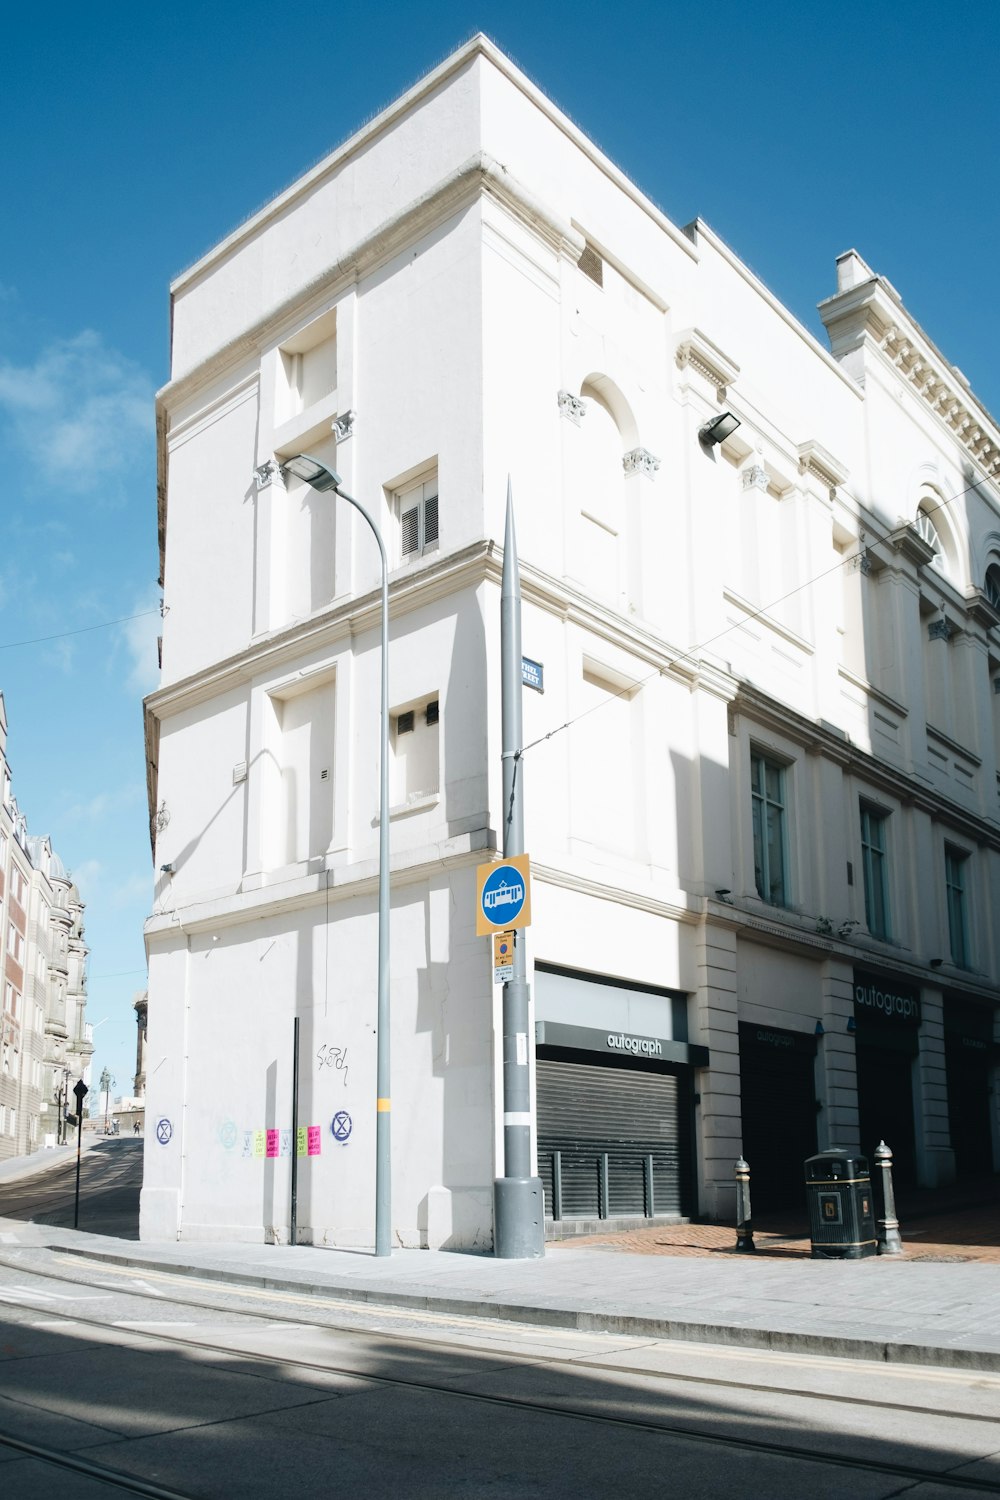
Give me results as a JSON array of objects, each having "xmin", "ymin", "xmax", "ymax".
[{"xmin": 113, "ymin": 1320, "xmax": 195, "ymax": 1328}]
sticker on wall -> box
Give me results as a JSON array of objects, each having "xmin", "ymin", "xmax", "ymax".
[
  {"xmin": 266, "ymin": 1129, "xmax": 280, "ymax": 1158},
  {"xmin": 218, "ymin": 1119, "xmax": 237, "ymax": 1151},
  {"xmin": 296, "ymin": 1127, "xmax": 308, "ymax": 1157},
  {"xmin": 307, "ymin": 1124, "xmax": 322, "ymax": 1156},
  {"xmin": 155, "ymin": 1118, "xmax": 173, "ymax": 1146},
  {"xmin": 242, "ymin": 1131, "xmax": 254, "ymax": 1159},
  {"xmin": 280, "ymin": 1129, "xmax": 292, "ymax": 1157},
  {"xmin": 253, "ymin": 1130, "xmax": 266, "ymax": 1158},
  {"xmin": 331, "ymin": 1109, "xmax": 352, "ymax": 1144}
]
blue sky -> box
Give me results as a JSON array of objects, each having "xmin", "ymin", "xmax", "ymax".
[{"xmin": 2, "ymin": 1, "xmax": 997, "ymax": 1101}]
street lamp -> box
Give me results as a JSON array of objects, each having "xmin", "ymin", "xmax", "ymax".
[{"xmin": 279, "ymin": 453, "xmax": 392, "ymax": 1257}]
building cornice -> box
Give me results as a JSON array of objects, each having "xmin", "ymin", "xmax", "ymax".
[{"xmin": 819, "ymin": 272, "xmax": 1000, "ymax": 490}]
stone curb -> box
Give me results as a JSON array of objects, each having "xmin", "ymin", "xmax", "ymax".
[{"xmin": 58, "ymin": 1245, "xmax": 1000, "ymax": 1374}]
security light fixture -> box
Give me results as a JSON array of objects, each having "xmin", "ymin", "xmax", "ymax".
[
  {"xmin": 159, "ymin": 863, "xmax": 174, "ymax": 874},
  {"xmin": 846, "ymin": 1016, "xmax": 857, "ymax": 1033},
  {"xmin": 699, "ymin": 411, "xmax": 741, "ymax": 446},
  {"xmin": 814, "ymin": 1021, "xmax": 825, "ymax": 1037},
  {"xmin": 280, "ymin": 454, "xmax": 343, "ymax": 491}
]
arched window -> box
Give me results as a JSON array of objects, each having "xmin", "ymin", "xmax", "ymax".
[
  {"xmin": 984, "ymin": 561, "xmax": 1000, "ymax": 611},
  {"xmin": 915, "ymin": 505, "xmax": 946, "ymax": 572}
]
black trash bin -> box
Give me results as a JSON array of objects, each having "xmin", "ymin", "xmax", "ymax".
[{"xmin": 804, "ymin": 1150, "xmax": 877, "ymax": 1259}]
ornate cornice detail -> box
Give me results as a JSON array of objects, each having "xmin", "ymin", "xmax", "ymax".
[
  {"xmin": 878, "ymin": 326, "xmax": 1000, "ymax": 480},
  {"xmin": 964, "ymin": 587, "xmax": 1000, "ymax": 631},
  {"xmin": 557, "ymin": 389, "xmax": 586, "ymax": 425},
  {"xmin": 674, "ymin": 327, "xmax": 740, "ymax": 395},
  {"xmin": 622, "ymin": 447, "xmax": 660, "ymax": 479},
  {"xmin": 332, "ymin": 409, "xmax": 356, "ymax": 442},
  {"xmin": 797, "ymin": 440, "xmax": 848, "ymax": 494},
  {"xmin": 892, "ymin": 520, "xmax": 938, "ymax": 569}
]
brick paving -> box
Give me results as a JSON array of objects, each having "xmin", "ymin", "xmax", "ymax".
[{"xmin": 552, "ymin": 1181, "xmax": 1000, "ymax": 1262}]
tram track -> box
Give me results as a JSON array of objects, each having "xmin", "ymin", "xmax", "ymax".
[{"xmin": 1, "ymin": 1253, "xmax": 999, "ymax": 1495}]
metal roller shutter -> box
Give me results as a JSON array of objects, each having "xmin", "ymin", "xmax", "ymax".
[{"xmin": 536, "ymin": 1056, "xmax": 691, "ymax": 1220}]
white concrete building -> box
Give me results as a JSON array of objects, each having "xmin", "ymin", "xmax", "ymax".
[{"xmin": 143, "ymin": 35, "xmax": 1000, "ymax": 1248}]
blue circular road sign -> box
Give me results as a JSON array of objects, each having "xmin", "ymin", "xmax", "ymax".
[{"xmin": 481, "ymin": 863, "xmax": 527, "ymax": 928}]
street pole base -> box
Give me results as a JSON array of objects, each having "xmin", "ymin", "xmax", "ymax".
[{"xmin": 493, "ymin": 1176, "xmax": 545, "ymax": 1258}]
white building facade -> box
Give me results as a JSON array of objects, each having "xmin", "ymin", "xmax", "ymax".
[{"xmin": 142, "ymin": 36, "xmax": 1000, "ymax": 1248}]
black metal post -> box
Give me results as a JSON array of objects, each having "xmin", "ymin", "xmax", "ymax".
[
  {"xmin": 73, "ymin": 1111, "xmax": 83, "ymax": 1228},
  {"xmin": 290, "ymin": 1016, "xmax": 300, "ymax": 1247},
  {"xmin": 874, "ymin": 1139, "xmax": 903, "ymax": 1255},
  {"xmin": 734, "ymin": 1156, "xmax": 755, "ymax": 1252}
]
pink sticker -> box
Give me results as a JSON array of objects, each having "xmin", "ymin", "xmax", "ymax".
[
  {"xmin": 266, "ymin": 1129, "xmax": 279, "ymax": 1158},
  {"xmin": 307, "ymin": 1124, "xmax": 321, "ymax": 1157}
]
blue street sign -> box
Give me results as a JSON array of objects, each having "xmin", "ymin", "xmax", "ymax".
[
  {"xmin": 480, "ymin": 863, "xmax": 528, "ymax": 929},
  {"xmin": 521, "ymin": 657, "xmax": 544, "ymax": 693}
]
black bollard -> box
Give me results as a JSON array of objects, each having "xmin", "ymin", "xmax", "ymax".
[
  {"xmin": 874, "ymin": 1140, "xmax": 903, "ymax": 1256},
  {"xmin": 734, "ymin": 1156, "xmax": 756, "ymax": 1252}
]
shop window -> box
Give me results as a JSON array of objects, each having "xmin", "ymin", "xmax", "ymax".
[
  {"xmin": 392, "ymin": 697, "xmax": 440, "ymax": 805},
  {"xmin": 750, "ymin": 751, "xmax": 788, "ymax": 905},
  {"xmin": 397, "ymin": 473, "xmax": 438, "ymax": 561},
  {"xmin": 945, "ymin": 845, "xmax": 971, "ymax": 968},
  {"xmin": 860, "ymin": 802, "xmax": 891, "ymax": 940}
]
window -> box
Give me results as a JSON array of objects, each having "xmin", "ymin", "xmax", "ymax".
[
  {"xmin": 915, "ymin": 505, "xmax": 945, "ymax": 573},
  {"xmin": 945, "ymin": 846, "xmax": 971, "ymax": 968},
  {"xmin": 985, "ymin": 562, "xmax": 1000, "ymax": 611},
  {"xmin": 391, "ymin": 697, "xmax": 440, "ymax": 805},
  {"xmin": 750, "ymin": 752, "xmax": 788, "ymax": 905},
  {"xmin": 860, "ymin": 802, "xmax": 891, "ymax": 939},
  {"xmin": 398, "ymin": 474, "xmax": 438, "ymax": 560},
  {"xmin": 7, "ymin": 924, "xmax": 23, "ymax": 963}
]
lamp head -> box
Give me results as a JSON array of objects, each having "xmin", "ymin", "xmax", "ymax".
[
  {"xmin": 699, "ymin": 411, "xmax": 741, "ymax": 447},
  {"xmin": 280, "ymin": 454, "xmax": 342, "ymax": 492}
]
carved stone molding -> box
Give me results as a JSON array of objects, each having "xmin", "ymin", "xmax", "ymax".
[
  {"xmin": 879, "ymin": 327, "xmax": 1000, "ymax": 480},
  {"xmin": 675, "ymin": 327, "xmax": 740, "ymax": 395},
  {"xmin": 332, "ymin": 409, "xmax": 356, "ymax": 442},
  {"xmin": 797, "ymin": 440, "xmax": 848, "ymax": 494},
  {"xmin": 557, "ymin": 389, "xmax": 586, "ymax": 425},
  {"xmin": 623, "ymin": 447, "xmax": 660, "ymax": 479},
  {"xmin": 927, "ymin": 617, "xmax": 955, "ymax": 642},
  {"xmin": 742, "ymin": 461, "xmax": 769, "ymax": 493},
  {"xmin": 964, "ymin": 587, "xmax": 1000, "ymax": 631},
  {"xmin": 893, "ymin": 520, "xmax": 937, "ymax": 569},
  {"xmin": 254, "ymin": 460, "xmax": 279, "ymax": 488}
]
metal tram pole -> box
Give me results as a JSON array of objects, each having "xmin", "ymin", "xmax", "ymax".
[
  {"xmin": 493, "ymin": 481, "xmax": 545, "ymax": 1259},
  {"xmin": 290, "ymin": 1016, "xmax": 300, "ymax": 1247}
]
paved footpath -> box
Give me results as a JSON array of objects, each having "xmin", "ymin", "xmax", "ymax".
[{"xmin": 1, "ymin": 1213, "xmax": 998, "ymax": 1373}]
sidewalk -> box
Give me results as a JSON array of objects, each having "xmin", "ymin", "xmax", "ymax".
[
  {"xmin": 1, "ymin": 1212, "xmax": 995, "ymax": 1374},
  {"xmin": 3, "ymin": 1157, "xmax": 998, "ymax": 1372}
]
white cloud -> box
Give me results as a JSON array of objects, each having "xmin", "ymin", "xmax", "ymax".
[
  {"xmin": 110, "ymin": 870, "xmax": 155, "ymax": 911},
  {"xmin": 70, "ymin": 858, "xmax": 103, "ymax": 898},
  {"xmin": 0, "ymin": 330, "xmax": 153, "ymax": 496},
  {"xmin": 65, "ymin": 782, "xmax": 144, "ymax": 824}
]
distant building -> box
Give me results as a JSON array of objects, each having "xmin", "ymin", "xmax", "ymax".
[
  {"xmin": 143, "ymin": 36, "xmax": 999, "ymax": 1250},
  {"xmin": 0, "ymin": 694, "xmax": 91, "ymax": 1159}
]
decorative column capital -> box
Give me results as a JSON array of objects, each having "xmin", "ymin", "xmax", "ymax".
[
  {"xmin": 253, "ymin": 459, "xmax": 279, "ymax": 488},
  {"xmin": 557, "ymin": 389, "xmax": 586, "ymax": 425},
  {"xmin": 332, "ymin": 409, "xmax": 356, "ymax": 442},
  {"xmin": 622, "ymin": 447, "xmax": 660, "ymax": 479},
  {"xmin": 741, "ymin": 462, "xmax": 768, "ymax": 493}
]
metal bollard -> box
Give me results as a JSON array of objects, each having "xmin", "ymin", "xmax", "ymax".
[
  {"xmin": 874, "ymin": 1140, "xmax": 903, "ymax": 1256},
  {"xmin": 734, "ymin": 1156, "xmax": 755, "ymax": 1252}
]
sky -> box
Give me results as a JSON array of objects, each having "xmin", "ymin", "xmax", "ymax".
[{"xmin": 2, "ymin": 1, "xmax": 997, "ymax": 1104}]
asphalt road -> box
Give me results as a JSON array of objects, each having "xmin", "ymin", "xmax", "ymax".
[
  {"xmin": 0, "ymin": 1247, "xmax": 998, "ymax": 1498},
  {"xmin": 0, "ymin": 1139, "xmax": 142, "ymax": 1239}
]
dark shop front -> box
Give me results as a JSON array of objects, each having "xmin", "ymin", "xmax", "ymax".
[
  {"xmin": 532, "ymin": 966, "xmax": 707, "ymax": 1224},
  {"xmin": 738, "ymin": 1023, "xmax": 818, "ymax": 1211},
  {"xmin": 853, "ymin": 968, "xmax": 920, "ymax": 1188},
  {"xmin": 944, "ymin": 994, "xmax": 998, "ymax": 1179}
]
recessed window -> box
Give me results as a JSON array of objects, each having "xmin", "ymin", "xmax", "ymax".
[
  {"xmin": 860, "ymin": 802, "xmax": 891, "ymax": 940},
  {"xmin": 945, "ymin": 845, "xmax": 971, "ymax": 968},
  {"xmin": 392, "ymin": 697, "xmax": 440, "ymax": 804},
  {"xmin": 397, "ymin": 473, "xmax": 438, "ymax": 561},
  {"xmin": 750, "ymin": 751, "xmax": 788, "ymax": 905},
  {"xmin": 984, "ymin": 562, "xmax": 1000, "ymax": 611}
]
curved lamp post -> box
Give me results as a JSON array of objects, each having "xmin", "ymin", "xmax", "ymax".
[{"xmin": 279, "ymin": 453, "xmax": 392, "ymax": 1257}]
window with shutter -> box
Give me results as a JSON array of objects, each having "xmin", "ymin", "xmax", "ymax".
[{"xmin": 395, "ymin": 470, "xmax": 438, "ymax": 561}]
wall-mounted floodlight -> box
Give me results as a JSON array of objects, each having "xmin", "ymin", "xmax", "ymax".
[{"xmin": 699, "ymin": 411, "xmax": 741, "ymax": 446}]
